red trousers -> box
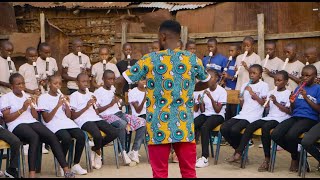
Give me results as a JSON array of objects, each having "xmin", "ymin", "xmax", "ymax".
[{"xmin": 148, "ymin": 142, "xmax": 197, "ymax": 178}]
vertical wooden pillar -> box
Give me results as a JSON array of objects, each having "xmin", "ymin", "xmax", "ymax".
[
  {"xmin": 257, "ymin": 13, "xmax": 265, "ymax": 58},
  {"xmin": 121, "ymin": 22, "xmax": 128, "ymax": 60},
  {"xmin": 40, "ymin": 12, "xmax": 45, "ymax": 43},
  {"xmin": 180, "ymin": 26, "xmax": 188, "ymax": 50}
]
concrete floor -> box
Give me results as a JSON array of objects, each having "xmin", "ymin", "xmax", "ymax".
[{"xmin": 1, "ymin": 139, "xmax": 320, "ymax": 178}]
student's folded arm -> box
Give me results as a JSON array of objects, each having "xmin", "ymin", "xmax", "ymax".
[
  {"xmin": 42, "ymin": 105, "xmax": 60, "ymax": 123},
  {"xmin": 199, "ymin": 102, "xmax": 205, "ymax": 113},
  {"xmin": 274, "ymin": 101, "xmax": 291, "ymax": 114},
  {"xmin": 97, "ymin": 102, "xmax": 114, "ymax": 113},
  {"xmin": 62, "ymin": 67, "xmax": 77, "ymax": 81},
  {"xmin": 0, "ymin": 81, "xmax": 11, "ymax": 88},
  {"xmin": 1, "ymin": 108, "xmax": 23, "ymax": 123},
  {"xmin": 305, "ymin": 98, "xmax": 320, "ymax": 113},
  {"xmin": 288, "ymin": 74, "xmax": 301, "ymax": 84},
  {"xmin": 71, "ymin": 106, "xmax": 89, "ymax": 120}
]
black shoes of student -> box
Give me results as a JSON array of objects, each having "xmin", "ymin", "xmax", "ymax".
[{"xmin": 4, "ymin": 168, "xmax": 19, "ymax": 178}]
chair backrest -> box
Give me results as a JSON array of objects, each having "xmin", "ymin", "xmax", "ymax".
[{"xmin": 227, "ymin": 90, "xmax": 240, "ymax": 104}]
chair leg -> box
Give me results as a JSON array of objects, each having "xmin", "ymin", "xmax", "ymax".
[
  {"xmin": 301, "ymin": 149, "xmax": 307, "ymax": 178},
  {"xmin": 214, "ymin": 132, "xmax": 222, "ymax": 165},
  {"xmin": 20, "ymin": 145, "xmax": 26, "ymax": 178},
  {"xmin": 209, "ymin": 131, "xmax": 214, "ymax": 158},
  {"xmin": 101, "ymin": 146, "xmax": 104, "ymax": 165},
  {"xmin": 0, "ymin": 149, "xmax": 3, "ymax": 171},
  {"xmin": 240, "ymin": 143, "xmax": 249, "ymax": 169},
  {"xmin": 6, "ymin": 149, "xmax": 10, "ymax": 170},
  {"xmin": 84, "ymin": 133, "xmax": 93, "ymax": 173},
  {"xmin": 125, "ymin": 132, "xmax": 132, "ymax": 153},
  {"xmin": 269, "ymin": 141, "xmax": 277, "ymax": 172},
  {"xmin": 298, "ymin": 147, "xmax": 304, "ymax": 176},
  {"xmin": 113, "ymin": 139, "xmax": 120, "ymax": 169}
]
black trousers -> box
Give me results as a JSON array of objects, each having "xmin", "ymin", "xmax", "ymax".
[
  {"xmin": 81, "ymin": 120, "xmax": 119, "ymax": 151},
  {"xmin": 220, "ymin": 118, "xmax": 250, "ymax": 150},
  {"xmin": 13, "ymin": 122, "xmax": 68, "ymax": 171},
  {"xmin": 194, "ymin": 114, "xmax": 224, "ymax": 158},
  {"xmin": 271, "ymin": 117, "xmax": 317, "ymax": 160},
  {"xmin": 55, "ymin": 128, "xmax": 85, "ymax": 165},
  {"xmin": 0, "ymin": 127, "xmax": 22, "ymax": 170},
  {"xmin": 301, "ymin": 122, "xmax": 320, "ymax": 162}
]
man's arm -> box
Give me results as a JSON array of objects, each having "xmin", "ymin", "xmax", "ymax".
[
  {"xmin": 0, "ymin": 81, "xmax": 10, "ymax": 88},
  {"xmin": 62, "ymin": 67, "xmax": 77, "ymax": 81}
]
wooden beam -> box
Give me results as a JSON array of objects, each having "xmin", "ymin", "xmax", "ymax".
[
  {"xmin": 265, "ymin": 31, "xmax": 320, "ymax": 40},
  {"xmin": 40, "ymin": 12, "xmax": 45, "ymax": 43},
  {"xmin": 116, "ymin": 33, "xmax": 158, "ymax": 39},
  {"xmin": 189, "ymin": 30, "xmax": 257, "ymax": 39},
  {"xmin": 181, "ymin": 26, "xmax": 188, "ymax": 50},
  {"xmin": 257, "ymin": 13, "xmax": 265, "ymax": 58},
  {"xmin": 120, "ymin": 22, "xmax": 128, "ymax": 60},
  {"xmin": 0, "ymin": 35, "xmax": 9, "ymax": 40}
]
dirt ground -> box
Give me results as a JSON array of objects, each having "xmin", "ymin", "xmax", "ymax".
[{"xmin": 2, "ymin": 138, "xmax": 320, "ymax": 178}]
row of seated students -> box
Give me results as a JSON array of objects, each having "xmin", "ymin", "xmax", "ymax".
[
  {"xmin": 0, "ymin": 35, "xmax": 319, "ymax": 177},
  {"xmin": 193, "ymin": 64, "xmax": 320, "ymax": 175},
  {"xmin": 0, "ymin": 71, "xmax": 148, "ymax": 178}
]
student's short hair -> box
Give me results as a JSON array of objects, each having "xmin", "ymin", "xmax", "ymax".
[
  {"xmin": 72, "ymin": 38, "xmax": 83, "ymax": 45},
  {"xmin": 38, "ymin": 42, "xmax": 50, "ymax": 51},
  {"xmin": 159, "ymin": 20, "xmax": 181, "ymax": 35},
  {"xmin": 207, "ymin": 69, "xmax": 220, "ymax": 79},
  {"xmin": 230, "ymin": 43, "xmax": 241, "ymax": 51},
  {"xmin": 249, "ymin": 64, "xmax": 263, "ymax": 74},
  {"xmin": 243, "ymin": 36, "xmax": 255, "ymax": 44},
  {"xmin": 303, "ymin": 65, "xmax": 317, "ymax": 75},
  {"xmin": 276, "ymin": 70, "xmax": 289, "ymax": 81},
  {"xmin": 207, "ymin": 38, "xmax": 218, "ymax": 44},
  {"xmin": 99, "ymin": 46, "xmax": 109, "ymax": 53},
  {"xmin": 265, "ymin": 41, "xmax": 276, "ymax": 47},
  {"xmin": 26, "ymin": 47, "xmax": 37, "ymax": 54},
  {"xmin": 103, "ymin": 69, "xmax": 115, "ymax": 78},
  {"xmin": 185, "ymin": 40, "xmax": 196, "ymax": 48},
  {"xmin": 9, "ymin": 73, "xmax": 23, "ymax": 85},
  {"xmin": 76, "ymin": 72, "xmax": 89, "ymax": 81},
  {"xmin": 285, "ymin": 43, "xmax": 297, "ymax": 51},
  {"xmin": 122, "ymin": 43, "xmax": 131, "ymax": 50},
  {"xmin": 0, "ymin": 40, "xmax": 13, "ymax": 49},
  {"xmin": 48, "ymin": 74, "xmax": 62, "ymax": 83}
]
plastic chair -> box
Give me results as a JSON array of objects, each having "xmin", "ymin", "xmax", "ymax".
[
  {"xmin": 209, "ymin": 124, "xmax": 222, "ymax": 165},
  {"xmin": 84, "ymin": 130, "xmax": 122, "ymax": 170},
  {"xmin": 239, "ymin": 128, "xmax": 262, "ymax": 168}
]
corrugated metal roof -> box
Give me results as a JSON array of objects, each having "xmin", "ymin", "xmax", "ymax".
[
  {"xmin": 13, "ymin": 2, "xmax": 132, "ymax": 9},
  {"xmin": 137, "ymin": 2, "xmax": 215, "ymax": 11},
  {"xmin": 13, "ymin": 2, "xmax": 216, "ymax": 11}
]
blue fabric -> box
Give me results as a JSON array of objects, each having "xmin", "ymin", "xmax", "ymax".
[
  {"xmin": 292, "ymin": 84, "xmax": 320, "ymax": 121},
  {"xmin": 225, "ymin": 58, "xmax": 237, "ymax": 90},
  {"xmin": 202, "ymin": 54, "xmax": 227, "ymax": 73}
]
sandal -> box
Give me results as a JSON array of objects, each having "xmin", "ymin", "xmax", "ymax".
[{"xmin": 258, "ymin": 161, "xmax": 269, "ymax": 172}]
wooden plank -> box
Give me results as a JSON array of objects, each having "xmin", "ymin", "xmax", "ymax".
[
  {"xmin": 189, "ymin": 30, "xmax": 257, "ymax": 39},
  {"xmin": 0, "ymin": 35, "xmax": 9, "ymax": 39},
  {"xmin": 120, "ymin": 22, "xmax": 127, "ymax": 60},
  {"xmin": 257, "ymin": 13, "xmax": 265, "ymax": 58},
  {"xmin": 40, "ymin": 12, "xmax": 45, "ymax": 43},
  {"xmin": 181, "ymin": 26, "xmax": 188, "ymax": 50},
  {"xmin": 116, "ymin": 33, "xmax": 157, "ymax": 39},
  {"xmin": 265, "ymin": 31, "xmax": 320, "ymax": 40}
]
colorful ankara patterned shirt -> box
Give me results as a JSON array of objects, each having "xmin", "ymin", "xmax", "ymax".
[{"xmin": 123, "ymin": 48, "xmax": 210, "ymax": 145}]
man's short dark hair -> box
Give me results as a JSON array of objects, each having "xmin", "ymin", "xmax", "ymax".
[{"xmin": 159, "ymin": 20, "xmax": 181, "ymax": 35}]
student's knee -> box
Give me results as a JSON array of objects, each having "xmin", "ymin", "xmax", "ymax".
[
  {"xmin": 301, "ymin": 135, "xmax": 314, "ymax": 149},
  {"xmin": 270, "ymin": 128, "xmax": 282, "ymax": 142},
  {"xmin": 230, "ymin": 126, "xmax": 241, "ymax": 136},
  {"xmin": 75, "ymin": 130, "xmax": 86, "ymax": 142},
  {"xmin": 60, "ymin": 135, "xmax": 73, "ymax": 145}
]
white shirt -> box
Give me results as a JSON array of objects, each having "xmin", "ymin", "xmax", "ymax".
[
  {"xmin": 38, "ymin": 93, "xmax": 79, "ymax": 133},
  {"xmin": 202, "ymin": 86, "xmax": 227, "ymax": 118},
  {"xmin": 312, "ymin": 61, "xmax": 320, "ymax": 78},
  {"xmin": 91, "ymin": 62, "xmax": 120, "ymax": 86},
  {"xmin": 69, "ymin": 91, "xmax": 101, "ymax": 128},
  {"xmin": 0, "ymin": 92, "xmax": 38, "ymax": 132},
  {"xmin": 18, "ymin": 63, "xmax": 39, "ymax": 91},
  {"xmin": 94, "ymin": 86, "xmax": 120, "ymax": 116},
  {"xmin": 262, "ymin": 57, "xmax": 284, "ymax": 90},
  {"xmin": 234, "ymin": 81, "xmax": 269, "ymax": 123},
  {"xmin": 62, "ymin": 53, "xmax": 91, "ymax": 90},
  {"xmin": 193, "ymin": 90, "xmax": 204, "ymax": 118},
  {"xmin": 0, "ymin": 56, "xmax": 16, "ymax": 94},
  {"xmin": 128, "ymin": 87, "xmax": 146, "ymax": 116},
  {"xmin": 262, "ymin": 89, "xmax": 291, "ymax": 123},
  {"xmin": 283, "ymin": 60, "xmax": 304, "ymax": 92},
  {"xmin": 235, "ymin": 52, "xmax": 261, "ymax": 90},
  {"xmin": 36, "ymin": 57, "xmax": 58, "ymax": 78}
]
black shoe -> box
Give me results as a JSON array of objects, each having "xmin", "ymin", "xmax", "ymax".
[{"xmin": 5, "ymin": 168, "xmax": 19, "ymax": 178}]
